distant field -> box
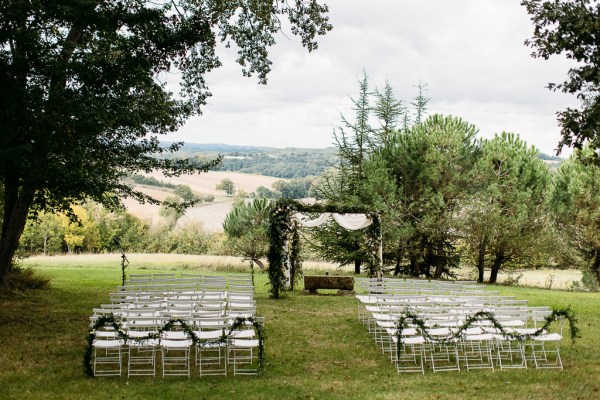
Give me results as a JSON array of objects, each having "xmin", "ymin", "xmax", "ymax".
[
  {"xmin": 143, "ymin": 170, "xmax": 282, "ymax": 197},
  {"xmin": 122, "ymin": 171, "xmax": 283, "ymax": 229}
]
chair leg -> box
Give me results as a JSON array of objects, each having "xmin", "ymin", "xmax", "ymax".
[
  {"xmin": 93, "ymin": 344, "xmax": 122, "ymax": 377},
  {"xmin": 128, "ymin": 345, "xmax": 157, "ymax": 377},
  {"xmin": 197, "ymin": 344, "xmax": 227, "ymax": 376},
  {"xmin": 162, "ymin": 347, "xmax": 191, "ymax": 377}
]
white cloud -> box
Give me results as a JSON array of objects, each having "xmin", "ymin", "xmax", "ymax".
[{"xmin": 168, "ymin": 0, "xmax": 580, "ymax": 156}]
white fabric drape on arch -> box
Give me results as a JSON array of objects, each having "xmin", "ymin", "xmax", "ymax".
[{"xmin": 293, "ymin": 212, "xmax": 372, "ymax": 230}]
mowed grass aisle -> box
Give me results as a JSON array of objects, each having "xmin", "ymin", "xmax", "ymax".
[{"xmin": 1, "ymin": 260, "xmax": 600, "ymax": 399}]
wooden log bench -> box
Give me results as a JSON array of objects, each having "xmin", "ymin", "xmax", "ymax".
[{"xmin": 303, "ymin": 275, "xmax": 355, "ymax": 295}]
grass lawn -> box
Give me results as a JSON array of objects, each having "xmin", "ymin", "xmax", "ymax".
[{"xmin": 0, "ymin": 256, "xmax": 599, "ymax": 399}]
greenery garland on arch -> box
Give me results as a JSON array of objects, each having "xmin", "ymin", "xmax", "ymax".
[
  {"xmin": 394, "ymin": 307, "xmax": 580, "ymax": 360},
  {"xmin": 84, "ymin": 315, "xmax": 265, "ymax": 377},
  {"xmin": 267, "ymin": 198, "xmax": 382, "ymax": 298}
]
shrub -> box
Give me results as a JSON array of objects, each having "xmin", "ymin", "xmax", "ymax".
[
  {"xmin": 2, "ymin": 266, "xmax": 51, "ymax": 291},
  {"xmin": 582, "ymin": 269, "xmax": 599, "ymax": 292}
]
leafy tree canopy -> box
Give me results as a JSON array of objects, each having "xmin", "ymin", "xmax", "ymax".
[
  {"xmin": 0, "ymin": 0, "xmax": 332, "ymax": 281},
  {"xmin": 223, "ymin": 197, "xmax": 270, "ymax": 269},
  {"xmin": 216, "ymin": 178, "xmax": 235, "ymax": 197},
  {"xmin": 522, "ymin": 0, "xmax": 600, "ymax": 155}
]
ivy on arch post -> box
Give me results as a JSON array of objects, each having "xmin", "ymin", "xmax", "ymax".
[{"xmin": 267, "ymin": 199, "xmax": 382, "ymax": 298}]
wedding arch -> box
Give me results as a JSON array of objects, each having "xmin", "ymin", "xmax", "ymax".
[{"xmin": 267, "ymin": 199, "xmax": 382, "ymax": 298}]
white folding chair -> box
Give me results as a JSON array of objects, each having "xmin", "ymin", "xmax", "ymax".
[
  {"xmin": 194, "ymin": 323, "xmax": 228, "ymax": 376},
  {"xmin": 531, "ymin": 333, "xmax": 563, "ymax": 369},
  {"xmin": 228, "ymin": 322, "xmax": 261, "ymax": 376},
  {"xmin": 425, "ymin": 327, "xmax": 461, "ymax": 373},
  {"xmin": 160, "ymin": 326, "xmax": 193, "ymax": 377},
  {"xmin": 386, "ymin": 327, "xmax": 426, "ymax": 374},
  {"xmin": 126, "ymin": 323, "xmax": 159, "ymax": 377},
  {"xmin": 92, "ymin": 326, "xmax": 123, "ymax": 376}
]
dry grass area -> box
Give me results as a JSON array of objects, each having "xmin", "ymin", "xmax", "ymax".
[
  {"xmin": 498, "ymin": 269, "xmax": 582, "ymax": 289},
  {"xmin": 22, "ymin": 254, "xmax": 583, "ymax": 289},
  {"xmin": 144, "ymin": 170, "xmax": 282, "ymax": 197},
  {"xmin": 455, "ymin": 267, "xmax": 583, "ymax": 290}
]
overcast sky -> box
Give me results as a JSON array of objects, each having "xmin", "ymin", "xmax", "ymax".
[{"xmin": 168, "ymin": 0, "xmax": 578, "ymax": 156}]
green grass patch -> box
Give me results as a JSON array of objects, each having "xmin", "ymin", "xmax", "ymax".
[{"xmin": 0, "ymin": 259, "xmax": 599, "ymax": 399}]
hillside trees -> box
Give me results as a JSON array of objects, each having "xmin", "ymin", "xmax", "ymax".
[
  {"xmin": 19, "ymin": 212, "xmax": 64, "ymax": 256},
  {"xmin": 19, "ymin": 203, "xmax": 149, "ymax": 254},
  {"xmin": 462, "ymin": 133, "xmax": 551, "ymax": 283},
  {"xmin": 216, "ymin": 179, "xmax": 236, "ymax": 197},
  {"xmin": 522, "ymin": 0, "xmax": 600, "ymax": 155},
  {"xmin": 0, "ymin": 0, "xmax": 332, "ymax": 284}
]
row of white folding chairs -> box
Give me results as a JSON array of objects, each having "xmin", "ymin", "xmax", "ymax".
[
  {"xmin": 111, "ymin": 287, "xmax": 253, "ymax": 303},
  {"xmin": 357, "ymin": 294, "xmax": 515, "ymax": 328},
  {"xmin": 109, "ymin": 292, "xmax": 225, "ymax": 306},
  {"xmin": 360, "ymin": 291, "xmax": 524, "ymax": 313},
  {"xmin": 356, "ymin": 278, "xmax": 482, "ymax": 294},
  {"xmin": 363, "ymin": 297, "xmax": 545, "ymax": 332},
  {"xmin": 109, "ymin": 290, "xmax": 253, "ymax": 304},
  {"xmin": 370, "ymin": 311, "xmax": 562, "ymax": 374},
  {"xmin": 117, "ymin": 283, "xmax": 228, "ymax": 293},
  {"xmin": 92, "ymin": 317, "xmax": 263, "ymax": 377},
  {"xmin": 91, "ymin": 301, "xmax": 256, "ymax": 323}
]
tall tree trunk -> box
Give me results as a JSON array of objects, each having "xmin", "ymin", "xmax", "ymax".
[
  {"xmin": 393, "ymin": 258, "xmax": 401, "ymax": 276},
  {"xmin": 409, "ymin": 256, "xmax": 419, "ymax": 277},
  {"xmin": 433, "ymin": 245, "xmax": 446, "ymax": 279},
  {"xmin": 489, "ymin": 250, "xmax": 505, "ymax": 284},
  {"xmin": 477, "ymin": 237, "xmax": 488, "ymax": 284},
  {"xmin": 592, "ymin": 250, "xmax": 600, "ymax": 285},
  {"xmin": 354, "ymin": 259, "xmax": 361, "ymax": 275},
  {"xmin": 0, "ymin": 181, "xmax": 34, "ymax": 283}
]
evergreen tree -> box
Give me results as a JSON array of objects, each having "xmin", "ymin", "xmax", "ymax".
[
  {"xmin": 364, "ymin": 115, "xmax": 479, "ymax": 278},
  {"xmin": 223, "ymin": 198, "xmax": 270, "ymax": 270},
  {"xmin": 411, "ymin": 82, "xmax": 430, "ymax": 125},
  {"xmin": 372, "ymin": 80, "xmax": 404, "ymax": 146},
  {"xmin": 462, "ymin": 133, "xmax": 551, "ymax": 283}
]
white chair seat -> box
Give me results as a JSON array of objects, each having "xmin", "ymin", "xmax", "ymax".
[
  {"xmin": 230, "ymin": 330, "xmax": 255, "ymax": 339},
  {"xmin": 464, "ymin": 333, "xmax": 495, "ymax": 341},
  {"xmin": 536, "ymin": 333, "xmax": 562, "ymax": 342},
  {"xmin": 402, "ymin": 336, "xmax": 426, "ymax": 345},
  {"xmin": 230, "ymin": 338, "xmax": 259, "ymax": 348},
  {"xmin": 93, "ymin": 339, "xmax": 122, "ymax": 348},
  {"xmin": 160, "ymin": 339, "xmax": 193, "ymax": 348},
  {"xmin": 515, "ymin": 328, "xmax": 546, "ymax": 335}
]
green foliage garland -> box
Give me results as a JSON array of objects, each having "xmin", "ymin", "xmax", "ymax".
[
  {"xmin": 289, "ymin": 219, "xmax": 303, "ymax": 291},
  {"xmin": 267, "ymin": 201, "xmax": 293, "ymax": 298},
  {"xmin": 267, "ymin": 198, "xmax": 381, "ymax": 298},
  {"xmin": 84, "ymin": 315, "xmax": 265, "ymax": 378},
  {"xmin": 364, "ymin": 212, "xmax": 382, "ymax": 277},
  {"xmin": 394, "ymin": 307, "xmax": 580, "ymax": 361}
]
